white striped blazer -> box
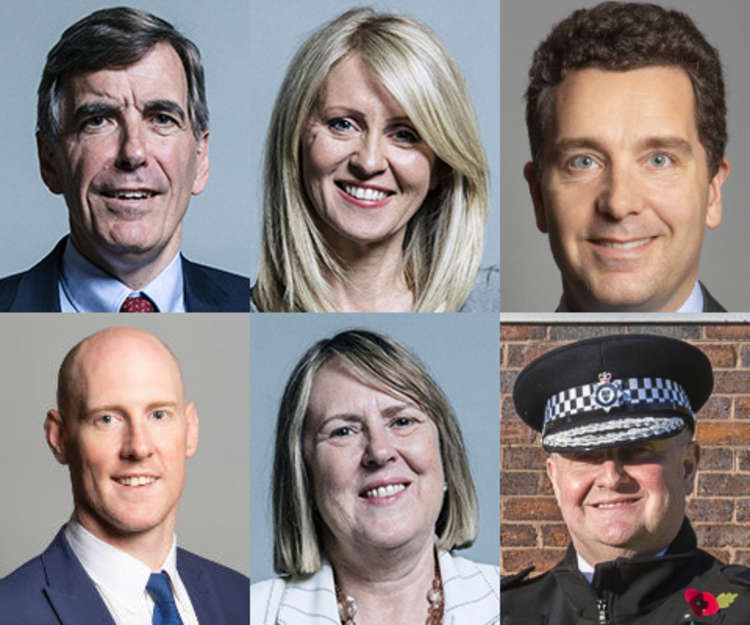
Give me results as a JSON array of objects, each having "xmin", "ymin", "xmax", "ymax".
[{"xmin": 251, "ymin": 550, "xmax": 499, "ymax": 625}]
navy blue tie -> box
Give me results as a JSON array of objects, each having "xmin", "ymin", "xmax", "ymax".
[{"xmin": 146, "ymin": 572, "xmax": 184, "ymax": 625}]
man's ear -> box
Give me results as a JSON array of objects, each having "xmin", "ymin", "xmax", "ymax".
[
  {"xmin": 705, "ymin": 157, "xmax": 730, "ymax": 230},
  {"xmin": 524, "ymin": 161, "xmax": 548, "ymax": 233},
  {"xmin": 45, "ymin": 409, "xmax": 69, "ymax": 465},
  {"xmin": 545, "ymin": 454, "xmax": 560, "ymax": 500},
  {"xmin": 184, "ymin": 402, "xmax": 199, "ymax": 458},
  {"xmin": 682, "ymin": 440, "xmax": 700, "ymax": 495},
  {"xmin": 37, "ymin": 133, "xmax": 65, "ymax": 195},
  {"xmin": 191, "ymin": 130, "xmax": 210, "ymax": 196}
]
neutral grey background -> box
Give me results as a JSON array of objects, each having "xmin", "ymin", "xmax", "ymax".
[
  {"xmin": 248, "ymin": 0, "xmax": 500, "ymax": 281},
  {"xmin": 0, "ymin": 315, "xmax": 249, "ymax": 577},
  {"xmin": 501, "ymin": 0, "xmax": 750, "ymax": 311},
  {"xmin": 250, "ymin": 314, "xmax": 500, "ymax": 581},
  {"xmin": 0, "ymin": 1, "xmax": 250, "ymax": 278}
]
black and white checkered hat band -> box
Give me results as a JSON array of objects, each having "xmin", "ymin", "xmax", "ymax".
[
  {"xmin": 542, "ymin": 416, "xmax": 686, "ymax": 450},
  {"xmin": 543, "ymin": 376, "xmax": 693, "ymax": 427}
]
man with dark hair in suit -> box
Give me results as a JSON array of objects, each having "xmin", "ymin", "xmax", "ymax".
[
  {"xmin": 523, "ymin": 2, "xmax": 730, "ymax": 312},
  {"xmin": 0, "ymin": 327, "xmax": 248, "ymax": 624},
  {"xmin": 0, "ymin": 7, "xmax": 248, "ymax": 312}
]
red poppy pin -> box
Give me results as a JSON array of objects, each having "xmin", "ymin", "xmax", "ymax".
[{"xmin": 684, "ymin": 588, "xmax": 738, "ymax": 618}]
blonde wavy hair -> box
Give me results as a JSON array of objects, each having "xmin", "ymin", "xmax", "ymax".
[
  {"xmin": 254, "ymin": 8, "xmax": 488, "ymax": 311},
  {"xmin": 272, "ymin": 329, "xmax": 479, "ymax": 575}
]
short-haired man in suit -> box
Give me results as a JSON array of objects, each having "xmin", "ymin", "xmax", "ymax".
[
  {"xmin": 523, "ymin": 2, "xmax": 730, "ymax": 312},
  {"xmin": 502, "ymin": 334, "xmax": 750, "ymax": 623},
  {"xmin": 0, "ymin": 327, "xmax": 248, "ymax": 624},
  {"xmin": 0, "ymin": 7, "xmax": 248, "ymax": 312}
]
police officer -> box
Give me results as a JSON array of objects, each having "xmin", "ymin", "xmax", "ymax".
[{"xmin": 502, "ymin": 334, "xmax": 750, "ymax": 624}]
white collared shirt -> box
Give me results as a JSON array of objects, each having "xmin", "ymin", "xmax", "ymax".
[
  {"xmin": 58, "ymin": 238, "xmax": 185, "ymax": 312},
  {"xmin": 65, "ymin": 520, "xmax": 200, "ymax": 625}
]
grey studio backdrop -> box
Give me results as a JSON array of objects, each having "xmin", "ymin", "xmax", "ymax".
[
  {"xmin": 0, "ymin": 315, "xmax": 249, "ymax": 577},
  {"xmin": 0, "ymin": 1, "xmax": 250, "ymax": 278},
  {"xmin": 250, "ymin": 314, "xmax": 500, "ymax": 582},
  {"xmin": 248, "ymin": 0, "xmax": 500, "ymax": 282},
  {"xmin": 501, "ymin": 0, "xmax": 750, "ymax": 311}
]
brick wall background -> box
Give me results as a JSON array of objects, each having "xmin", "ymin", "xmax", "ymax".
[{"xmin": 500, "ymin": 323, "xmax": 750, "ymax": 576}]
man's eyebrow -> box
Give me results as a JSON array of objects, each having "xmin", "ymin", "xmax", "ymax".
[
  {"xmin": 638, "ymin": 136, "xmax": 693, "ymax": 154},
  {"xmin": 143, "ymin": 99, "xmax": 187, "ymax": 124},
  {"xmin": 551, "ymin": 137, "xmax": 606, "ymax": 156},
  {"xmin": 552, "ymin": 136, "xmax": 694, "ymax": 155},
  {"xmin": 71, "ymin": 102, "xmax": 119, "ymax": 127}
]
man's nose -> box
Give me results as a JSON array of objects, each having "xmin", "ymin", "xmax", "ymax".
[
  {"xmin": 349, "ymin": 133, "xmax": 387, "ymax": 178},
  {"xmin": 121, "ymin": 419, "xmax": 154, "ymax": 460},
  {"xmin": 361, "ymin": 425, "xmax": 396, "ymax": 467},
  {"xmin": 594, "ymin": 456, "xmax": 629, "ymax": 488},
  {"xmin": 595, "ymin": 162, "xmax": 643, "ymax": 219},
  {"xmin": 115, "ymin": 118, "xmax": 148, "ymax": 171}
]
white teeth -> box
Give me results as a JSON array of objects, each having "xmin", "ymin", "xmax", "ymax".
[
  {"xmin": 116, "ymin": 476, "xmax": 156, "ymax": 486},
  {"xmin": 364, "ymin": 483, "xmax": 406, "ymax": 498},
  {"xmin": 596, "ymin": 500, "xmax": 632, "ymax": 509},
  {"xmin": 115, "ymin": 191, "xmax": 152, "ymax": 200},
  {"xmin": 344, "ymin": 185, "xmax": 388, "ymax": 201},
  {"xmin": 600, "ymin": 238, "xmax": 652, "ymax": 250}
]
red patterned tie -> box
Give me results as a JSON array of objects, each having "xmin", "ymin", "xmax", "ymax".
[{"xmin": 119, "ymin": 296, "xmax": 157, "ymax": 312}]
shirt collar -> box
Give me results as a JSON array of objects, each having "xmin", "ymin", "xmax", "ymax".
[
  {"xmin": 557, "ymin": 281, "xmax": 703, "ymax": 313},
  {"xmin": 59, "ymin": 238, "xmax": 185, "ymax": 312},
  {"xmin": 576, "ymin": 547, "xmax": 668, "ymax": 583},
  {"xmin": 65, "ymin": 519, "xmax": 179, "ymax": 608}
]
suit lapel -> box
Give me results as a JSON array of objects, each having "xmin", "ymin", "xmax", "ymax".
[
  {"xmin": 41, "ymin": 528, "xmax": 116, "ymax": 625},
  {"xmin": 178, "ymin": 549, "xmax": 227, "ymax": 625},
  {"xmin": 181, "ymin": 256, "xmax": 229, "ymax": 312},
  {"xmin": 9, "ymin": 237, "xmax": 66, "ymax": 311},
  {"xmin": 699, "ymin": 282, "xmax": 727, "ymax": 312}
]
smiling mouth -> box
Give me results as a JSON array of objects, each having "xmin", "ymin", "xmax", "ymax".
[
  {"xmin": 100, "ymin": 190, "xmax": 159, "ymax": 200},
  {"xmin": 114, "ymin": 475, "xmax": 157, "ymax": 487},
  {"xmin": 594, "ymin": 237, "xmax": 654, "ymax": 250},
  {"xmin": 336, "ymin": 182, "xmax": 393, "ymax": 202},
  {"xmin": 592, "ymin": 497, "xmax": 639, "ymax": 509},
  {"xmin": 360, "ymin": 483, "xmax": 408, "ymax": 499}
]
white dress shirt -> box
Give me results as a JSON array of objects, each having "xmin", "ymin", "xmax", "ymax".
[
  {"xmin": 65, "ymin": 521, "xmax": 199, "ymax": 625},
  {"xmin": 58, "ymin": 238, "xmax": 185, "ymax": 312}
]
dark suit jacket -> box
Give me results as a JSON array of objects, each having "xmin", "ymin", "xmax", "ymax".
[
  {"xmin": 0, "ymin": 527, "xmax": 249, "ymax": 625},
  {"xmin": 0, "ymin": 237, "xmax": 249, "ymax": 312},
  {"xmin": 700, "ymin": 282, "xmax": 726, "ymax": 312}
]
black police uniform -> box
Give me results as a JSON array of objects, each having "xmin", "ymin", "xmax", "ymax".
[{"xmin": 501, "ymin": 519, "xmax": 750, "ymax": 624}]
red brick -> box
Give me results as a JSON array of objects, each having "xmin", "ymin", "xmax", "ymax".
[
  {"xmin": 734, "ymin": 397, "xmax": 750, "ymax": 420},
  {"xmin": 699, "ymin": 344, "xmax": 737, "ymax": 368},
  {"xmin": 734, "ymin": 550, "xmax": 750, "ymax": 567},
  {"xmin": 712, "ymin": 371, "xmax": 750, "ymax": 394},
  {"xmin": 501, "ymin": 417, "xmax": 539, "ymax": 444},
  {"xmin": 697, "ymin": 473, "xmax": 750, "ymax": 497},
  {"xmin": 694, "ymin": 524, "xmax": 750, "ymax": 547},
  {"xmin": 698, "ymin": 447, "xmax": 733, "ymax": 470},
  {"xmin": 501, "ymin": 524, "xmax": 537, "ymax": 547},
  {"xmin": 500, "ymin": 325, "xmax": 548, "ymax": 341},
  {"xmin": 503, "ymin": 472, "xmax": 541, "ymax": 495},
  {"xmin": 686, "ymin": 498, "xmax": 734, "ymax": 522},
  {"xmin": 740, "ymin": 344, "xmax": 750, "ymax": 368},
  {"xmin": 704, "ymin": 325, "xmax": 750, "ymax": 340},
  {"xmin": 736, "ymin": 499, "xmax": 750, "ymax": 522},
  {"xmin": 501, "ymin": 446, "xmax": 547, "ymax": 470},
  {"xmin": 507, "ymin": 344, "xmax": 560, "ymax": 368},
  {"xmin": 503, "ymin": 497, "xmax": 562, "ymax": 521},
  {"xmin": 697, "ymin": 397, "xmax": 730, "ymax": 420},
  {"xmin": 501, "ymin": 396, "xmax": 519, "ymax": 420},
  {"xmin": 539, "ymin": 473, "xmax": 555, "ymax": 495},
  {"xmin": 696, "ymin": 422, "xmax": 750, "ymax": 446},
  {"xmin": 541, "ymin": 524, "xmax": 570, "ymax": 547},
  {"xmin": 739, "ymin": 449, "xmax": 750, "ymax": 471},
  {"xmin": 501, "ymin": 370, "xmax": 519, "ymax": 394},
  {"xmin": 501, "ymin": 548, "xmax": 565, "ymax": 576}
]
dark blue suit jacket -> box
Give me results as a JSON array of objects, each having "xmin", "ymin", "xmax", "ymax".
[
  {"xmin": 0, "ymin": 237, "xmax": 249, "ymax": 312},
  {"xmin": 0, "ymin": 527, "xmax": 249, "ymax": 625}
]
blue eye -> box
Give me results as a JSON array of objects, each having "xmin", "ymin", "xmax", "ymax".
[
  {"xmin": 569, "ymin": 155, "xmax": 597, "ymax": 170},
  {"xmin": 331, "ymin": 426, "xmax": 355, "ymax": 437},
  {"xmin": 152, "ymin": 410, "xmax": 166, "ymax": 420},
  {"xmin": 327, "ymin": 118, "xmax": 354, "ymax": 132},
  {"xmin": 647, "ymin": 153, "xmax": 673, "ymax": 168}
]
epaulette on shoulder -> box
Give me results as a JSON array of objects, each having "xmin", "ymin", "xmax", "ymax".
[
  {"xmin": 723, "ymin": 565, "xmax": 750, "ymax": 588},
  {"xmin": 501, "ymin": 566, "xmax": 535, "ymax": 591}
]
